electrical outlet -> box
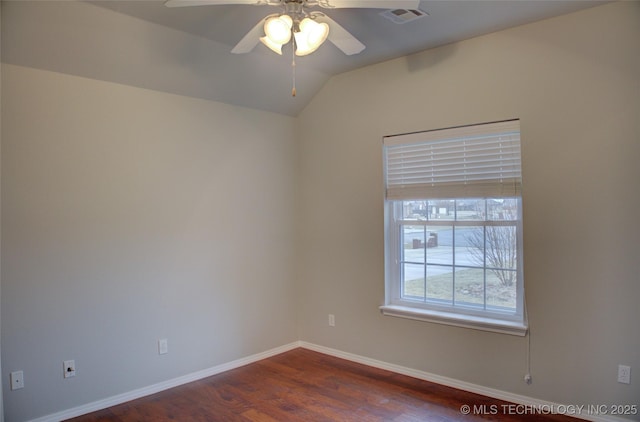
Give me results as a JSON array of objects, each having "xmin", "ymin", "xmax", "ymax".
[
  {"xmin": 63, "ymin": 360, "xmax": 76, "ymax": 378},
  {"xmin": 10, "ymin": 371, "xmax": 24, "ymax": 390},
  {"xmin": 618, "ymin": 365, "xmax": 631, "ymax": 384},
  {"xmin": 328, "ymin": 314, "xmax": 335, "ymax": 327},
  {"xmin": 158, "ymin": 338, "xmax": 168, "ymax": 355}
]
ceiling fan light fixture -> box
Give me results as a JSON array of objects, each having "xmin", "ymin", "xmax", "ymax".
[
  {"xmin": 294, "ymin": 18, "xmax": 329, "ymax": 56},
  {"xmin": 264, "ymin": 15, "xmax": 293, "ymax": 45},
  {"xmin": 305, "ymin": 19, "xmax": 329, "ymax": 48}
]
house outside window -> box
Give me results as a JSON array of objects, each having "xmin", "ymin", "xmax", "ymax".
[{"xmin": 381, "ymin": 120, "xmax": 527, "ymax": 336}]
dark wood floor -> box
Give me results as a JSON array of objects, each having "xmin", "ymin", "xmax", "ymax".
[{"xmin": 67, "ymin": 348, "xmax": 577, "ymax": 421}]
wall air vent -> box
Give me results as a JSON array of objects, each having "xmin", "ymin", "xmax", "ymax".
[{"xmin": 379, "ymin": 8, "xmax": 429, "ymax": 24}]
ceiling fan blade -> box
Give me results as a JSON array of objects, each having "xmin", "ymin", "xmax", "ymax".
[
  {"xmin": 165, "ymin": 0, "xmax": 259, "ymax": 8},
  {"xmin": 320, "ymin": 0, "xmax": 420, "ymax": 9},
  {"xmin": 315, "ymin": 15, "xmax": 365, "ymax": 56},
  {"xmin": 231, "ymin": 16, "xmax": 273, "ymax": 54}
]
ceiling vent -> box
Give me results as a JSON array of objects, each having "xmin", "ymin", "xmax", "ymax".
[{"xmin": 380, "ymin": 8, "xmax": 429, "ymax": 24}]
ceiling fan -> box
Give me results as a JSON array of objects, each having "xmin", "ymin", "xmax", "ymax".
[
  {"xmin": 165, "ymin": 0, "xmax": 421, "ymax": 95},
  {"xmin": 165, "ymin": 0, "xmax": 420, "ymax": 55}
]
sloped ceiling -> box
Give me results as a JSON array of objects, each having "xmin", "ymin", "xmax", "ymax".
[{"xmin": 2, "ymin": 0, "xmax": 606, "ymax": 116}]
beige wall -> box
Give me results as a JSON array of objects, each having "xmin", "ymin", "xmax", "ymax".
[
  {"xmin": 296, "ymin": 0, "xmax": 639, "ymax": 412},
  {"xmin": 1, "ymin": 65, "xmax": 298, "ymax": 421}
]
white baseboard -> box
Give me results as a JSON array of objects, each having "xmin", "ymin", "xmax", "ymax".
[
  {"xmin": 31, "ymin": 340, "xmax": 630, "ymax": 422},
  {"xmin": 29, "ymin": 341, "xmax": 301, "ymax": 422},
  {"xmin": 299, "ymin": 341, "xmax": 630, "ymax": 422}
]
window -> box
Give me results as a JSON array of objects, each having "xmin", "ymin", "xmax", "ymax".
[{"xmin": 381, "ymin": 120, "xmax": 527, "ymax": 336}]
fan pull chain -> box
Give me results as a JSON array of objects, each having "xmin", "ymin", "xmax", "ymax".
[{"xmin": 291, "ymin": 40, "xmax": 297, "ymax": 97}]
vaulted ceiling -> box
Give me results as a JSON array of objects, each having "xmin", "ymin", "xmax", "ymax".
[{"xmin": 2, "ymin": 0, "xmax": 606, "ymax": 116}]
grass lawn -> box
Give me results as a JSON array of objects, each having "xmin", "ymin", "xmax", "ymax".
[{"xmin": 403, "ymin": 268, "xmax": 516, "ymax": 309}]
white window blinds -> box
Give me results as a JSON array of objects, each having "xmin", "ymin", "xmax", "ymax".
[{"xmin": 383, "ymin": 120, "xmax": 521, "ymax": 200}]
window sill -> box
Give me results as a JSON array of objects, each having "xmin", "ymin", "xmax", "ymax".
[{"xmin": 379, "ymin": 305, "xmax": 528, "ymax": 336}]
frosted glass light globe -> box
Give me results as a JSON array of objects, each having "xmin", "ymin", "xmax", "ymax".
[
  {"xmin": 295, "ymin": 18, "xmax": 329, "ymax": 56},
  {"xmin": 264, "ymin": 15, "xmax": 292, "ymax": 45}
]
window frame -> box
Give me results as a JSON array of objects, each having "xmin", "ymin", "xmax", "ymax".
[
  {"xmin": 380, "ymin": 121, "xmax": 528, "ymax": 336},
  {"xmin": 382, "ymin": 199, "xmax": 527, "ymax": 336}
]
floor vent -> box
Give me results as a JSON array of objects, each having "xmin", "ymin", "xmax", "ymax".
[{"xmin": 380, "ymin": 8, "xmax": 429, "ymax": 24}]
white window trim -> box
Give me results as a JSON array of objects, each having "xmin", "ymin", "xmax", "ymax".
[
  {"xmin": 382, "ymin": 200, "xmax": 527, "ymax": 336},
  {"xmin": 382, "ymin": 120, "xmax": 527, "ymax": 336},
  {"xmin": 379, "ymin": 304, "xmax": 528, "ymax": 336}
]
